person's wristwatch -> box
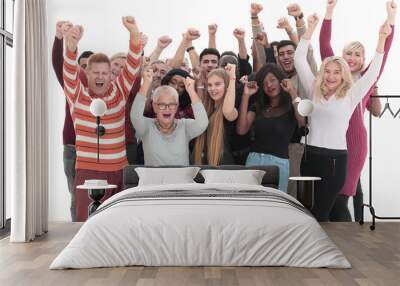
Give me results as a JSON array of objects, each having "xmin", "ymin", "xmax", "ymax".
[{"xmin": 186, "ymin": 46, "xmax": 195, "ymax": 53}]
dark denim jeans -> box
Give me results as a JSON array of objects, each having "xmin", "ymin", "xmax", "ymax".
[{"xmin": 63, "ymin": 145, "xmax": 76, "ymax": 221}]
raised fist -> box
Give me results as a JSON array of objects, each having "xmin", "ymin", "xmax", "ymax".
[
  {"xmin": 224, "ymin": 63, "xmax": 237, "ymax": 79},
  {"xmin": 192, "ymin": 66, "xmax": 207, "ymax": 84},
  {"xmin": 208, "ymin": 24, "xmax": 218, "ymax": 35},
  {"xmin": 277, "ymin": 18, "xmax": 291, "ymax": 30},
  {"xmin": 140, "ymin": 33, "xmax": 148, "ymax": 48},
  {"xmin": 142, "ymin": 67, "xmax": 154, "ymax": 86},
  {"xmin": 307, "ymin": 13, "xmax": 319, "ymax": 30},
  {"xmin": 387, "ymin": 0, "xmax": 397, "ymax": 18},
  {"xmin": 326, "ymin": 0, "xmax": 337, "ymax": 10},
  {"xmin": 56, "ymin": 21, "xmax": 71, "ymax": 39},
  {"xmin": 65, "ymin": 25, "xmax": 84, "ymax": 50},
  {"xmin": 280, "ymin": 79, "xmax": 296, "ymax": 96},
  {"xmin": 233, "ymin": 28, "xmax": 245, "ymax": 40},
  {"xmin": 255, "ymin": 32, "xmax": 268, "ymax": 48},
  {"xmin": 184, "ymin": 28, "xmax": 201, "ymax": 41},
  {"xmin": 184, "ymin": 77, "xmax": 196, "ymax": 93},
  {"xmin": 250, "ymin": 3, "xmax": 263, "ymax": 16},
  {"xmin": 122, "ymin": 16, "xmax": 140, "ymax": 37},
  {"xmin": 287, "ymin": 3, "xmax": 302, "ymax": 17},
  {"xmin": 157, "ymin": 35, "xmax": 172, "ymax": 49}
]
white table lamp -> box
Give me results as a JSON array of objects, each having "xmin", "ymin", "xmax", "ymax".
[
  {"xmin": 89, "ymin": 99, "xmax": 107, "ymax": 162},
  {"xmin": 297, "ymin": 99, "xmax": 314, "ymax": 161}
]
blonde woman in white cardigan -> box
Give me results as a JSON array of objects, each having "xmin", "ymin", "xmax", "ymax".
[{"xmin": 293, "ymin": 13, "xmax": 391, "ymax": 222}]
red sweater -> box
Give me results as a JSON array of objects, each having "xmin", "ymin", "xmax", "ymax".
[
  {"xmin": 63, "ymin": 41, "xmax": 142, "ymax": 171},
  {"xmin": 319, "ymin": 19, "xmax": 394, "ymax": 196},
  {"xmin": 52, "ymin": 37, "xmax": 140, "ymax": 145}
]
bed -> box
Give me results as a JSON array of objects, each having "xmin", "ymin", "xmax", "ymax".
[{"xmin": 50, "ymin": 165, "xmax": 351, "ymax": 269}]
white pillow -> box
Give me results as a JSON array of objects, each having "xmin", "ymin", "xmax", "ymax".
[
  {"xmin": 135, "ymin": 167, "xmax": 201, "ymax": 186},
  {"xmin": 200, "ymin": 169, "xmax": 266, "ymax": 185}
]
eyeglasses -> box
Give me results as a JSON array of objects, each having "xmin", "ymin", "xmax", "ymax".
[{"xmin": 156, "ymin": 103, "xmax": 178, "ymax": 110}]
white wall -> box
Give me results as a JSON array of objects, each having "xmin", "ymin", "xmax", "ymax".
[{"xmin": 47, "ymin": 0, "xmax": 400, "ymax": 221}]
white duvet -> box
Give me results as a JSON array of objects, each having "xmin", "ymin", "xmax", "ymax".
[{"xmin": 50, "ymin": 183, "xmax": 351, "ymax": 269}]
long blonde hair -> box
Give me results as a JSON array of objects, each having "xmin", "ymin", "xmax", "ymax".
[
  {"xmin": 313, "ymin": 56, "xmax": 353, "ymax": 100},
  {"xmin": 194, "ymin": 69, "xmax": 229, "ymax": 166}
]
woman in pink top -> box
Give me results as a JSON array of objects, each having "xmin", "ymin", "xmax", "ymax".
[{"xmin": 319, "ymin": 0, "xmax": 396, "ymax": 221}]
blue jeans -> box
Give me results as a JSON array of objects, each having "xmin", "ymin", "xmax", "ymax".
[{"xmin": 246, "ymin": 152, "xmax": 289, "ymax": 192}]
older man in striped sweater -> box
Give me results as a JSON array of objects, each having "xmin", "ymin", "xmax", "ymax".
[{"xmin": 63, "ymin": 16, "xmax": 142, "ymax": 221}]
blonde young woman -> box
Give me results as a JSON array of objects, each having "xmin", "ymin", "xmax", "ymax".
[
  {"xmin": 193, "ymin": 64, "xmax": 238, "ymax": 166},
  {"xmin": 294, "ymin": 14, "xmax": 391, "ymax": 222},
  {"xmin": 319, "ymin": 0, "xmax": 396, "ymax": 222}
]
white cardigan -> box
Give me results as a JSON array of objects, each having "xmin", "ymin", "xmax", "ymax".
[{"xmin": 294, "ymin": 38, "xmax": 383, "ymax": 150}]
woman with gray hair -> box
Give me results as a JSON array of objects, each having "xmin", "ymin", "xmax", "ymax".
[{"xmin": 131, "ymin": 68, "xmax": 208, "ymax": 166}]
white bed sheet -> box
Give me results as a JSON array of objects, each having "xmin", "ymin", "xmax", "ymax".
[{"xmin": 50, "ymin": 183, "xmax": 351, "ymax": 269}]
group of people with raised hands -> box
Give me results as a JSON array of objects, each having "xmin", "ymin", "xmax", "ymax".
[{"xmin": 53, "ymin": 0, "xmax": 396, "ymax": 222}]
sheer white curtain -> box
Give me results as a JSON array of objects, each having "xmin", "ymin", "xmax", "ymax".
[{"xmin": 10, "ymin": 0, "xmax": 48, "ymax": 242}]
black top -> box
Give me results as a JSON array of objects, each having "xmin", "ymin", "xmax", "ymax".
[
  {"xmin": 238, "ymin": 55, "xmax": 252, "ymax": 78},
  {"xmin": 229, "ymin": 83, "xmax": 254, "ymax": 155},
  {"xmin": 221, "ymin": 118, "xmax": 236, "ymax": 165},
  {"xmin": 195, "ymin": 118, "xmax": 235, "ymax": 166},
  {"xmin": 249, "ymin": 103, "xmax": 297, "ymax": 159},
  {"xmin": 265, "ymin": 47, "xmax": 277, "ymax": 64}
]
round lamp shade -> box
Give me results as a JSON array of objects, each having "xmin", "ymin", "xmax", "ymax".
[
  {"xmin": 89, "ymin": 99, "xmax": 107, "ymax": 117},
  {"xmin": 298, "ymin": 99, "xmax": 314, "ymax": 116}
]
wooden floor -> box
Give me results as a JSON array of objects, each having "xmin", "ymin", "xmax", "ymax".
[{"xmin": 0, "ymin": 222, "xmax": 400, "ymax": 286}]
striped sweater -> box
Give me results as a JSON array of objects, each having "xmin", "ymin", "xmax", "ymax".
[{"xmin": 63, "ymin": 41, "xmax": 142, "ymax": 172}]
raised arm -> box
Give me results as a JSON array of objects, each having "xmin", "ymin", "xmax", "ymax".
[
  {"xmin": 319, "ymin": 0, "xmax": 336, "ymax": 60},
  {"xmin": 208, "ymin": 24, "xmax": 218, "ymax": 49},
  {"xmin": 363, "ymin": 1, "xmax": 397, "ymax": 78},
  {"xmin": 349, "ymin": 21, "xmax": 389, "ymax": 108},
  {"xmin": 130, "ymin": 68, "xmax": 154, "ymax": 139},
  {"xmin": 280, "ymin": 79, "xmax": 305, "ymax": 126},
  {"xmin": 113, "ymin": 16, "xmax": 143, "ymax": 101},
  {"xmin": 236, "ymin": 77, "xmax": 258, "ymax": 135},
  {"xmin": 293, "ymin": 14, "xmax": 319, "ymax": 99},
  {"xmin": 233, "ymin": 28, "xmax": 248, "ymax": 61},
  {"xmin": 148, "ymin": 35, "xmax": 172, "ymax": 63},
  {"xmin": 251, "ymin": 3, "xmax": 267, "ymax": 65},
  {"xmin": 183, "ymin": 77, "xmax": 209, "ymax": 140},
  {"xmin": 63, "ymin": 25, "xmax": 84, "ymax": 105},
  {"xmin": 288, "ymin": 4, "xmax": 319, "ymax": 75},
  {"xmin": 169, "ymin": 29, "xmax": 200, "ymax": 69},
  {"xmin": 53, "ymin": 21, "xmax": 72, "ymax": 87},
  {"xmin": 222, "ymin": 64, "xmax": 239, "ymax": 121},
  {"xmin": 287, "ymin": 3, "xmax": 306, "ymax": 30},
  {"xmin": 277, "ymin": 17, "xmax": 299, "ymax": 43}
]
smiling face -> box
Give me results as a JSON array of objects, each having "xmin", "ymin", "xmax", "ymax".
[
  {"xmin": 87, "ymin": 62, "xmax": 112, "ymax": 96},
  {"xmin": 323, "ymin": 61, "xmax": 343, "ymax": 93},
  {"xmin": 201, "ymin": 54, "xmax": 219, "ymax": 73},
  {"xmin": 207, "ymin": 74, "xmax": 226, "ymax": 102},
  {"xmin": 342, "ymin": 47, "xmax": 364, "ymax": 73},
  {"xmin": 277, "ymin": 45, "xmax": 295, "ymax": 74},
  {"xmin": 263, "ymin": 73, "xmax": 281, "ymax": 98},
  {"xmin": 153, "ymin": 93, "xmax": 178, "ymax": 127},
  {"xmin": 110, "ymin": 57, "xmax": 126, "ymax": 80}
]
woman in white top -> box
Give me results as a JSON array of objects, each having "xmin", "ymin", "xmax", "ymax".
[{"xmin": 293, "ymin": 14, "xmax": 391, "ymax": 221}]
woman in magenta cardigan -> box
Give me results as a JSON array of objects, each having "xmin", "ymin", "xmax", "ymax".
[{"xmin": 319, "ymin": 0, "xmax": 396, "ymax": 221}]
